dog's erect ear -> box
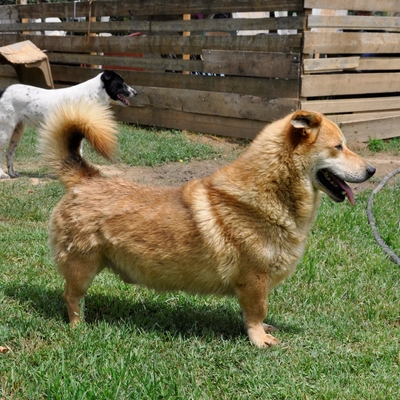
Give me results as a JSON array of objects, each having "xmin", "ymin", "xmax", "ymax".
[
  {"xmin": 102, "ymin": 70, "xmax": 115, "ymax": 82},
  {"xmin": 290, "ymin": 111, "xmax": 322, "ymax": 130},
  {"xmin": 289, "ymin": 111, "xmax": 322, "ymax": 146}
]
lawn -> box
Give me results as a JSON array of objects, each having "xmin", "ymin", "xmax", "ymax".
[{"xmin": 0, "ymin": 126, "xmax": 399, "ymax": 399}]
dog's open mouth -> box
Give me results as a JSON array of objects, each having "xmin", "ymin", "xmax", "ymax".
[
  {"xmin": 316, "ymin": 169, "xmax": 355, "ymax": 205},
  {"xmin": 117, "ymin": 94, "xmax": 130, "ymax": 106}
]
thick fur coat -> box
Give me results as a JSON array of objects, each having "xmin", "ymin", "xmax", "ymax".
[{"xmin": 39, "ymin": 100, "xmax": 375, "ymax": 347}]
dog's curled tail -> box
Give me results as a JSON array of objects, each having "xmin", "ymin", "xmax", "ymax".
[{"xmin": 39, "ymin": 99, "xmax": 118, "ymax": 189}]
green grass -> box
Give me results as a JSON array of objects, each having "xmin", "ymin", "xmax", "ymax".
[
  {"xmin": 11, "ymin": 125, "xmax": 223, "ymax": 173},
  {"xmin": 84, "ymin": 124, "xmax": 223, "ymax": 167},
  {"xmin": 1, "ymin": 127, "xmax": 399, "ymax": 399},
  {"xmin": 367, "ymin": 137, "xmax": 400, "ymax": 154},
  {"xmin": 116, "ymin": 124, "xmax": 222, "ymax": 166},
  {"xmin": 369, "ymin": 175, "xmax": 400, "ymax": 255}
]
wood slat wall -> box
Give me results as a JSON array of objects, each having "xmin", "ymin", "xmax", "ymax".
[
  {"xmin": 0, "ymin": 17, "xmax": 305, "ymax": 34},
  {"xmin": 302, "ymin": 0, "xmax": 400, "ymax": 142},
  {"xmin": 0, "ymin": 0, "xmax": 304, "ymax": 139},
  {"xmin": 304, "ymin": 0, "xmax": 399, "ymax": 13},
  {"xmin": 0, "ymin": 33, "xmax": 303, "ymax": 55},
  {"xmin": 1, "ymin": 0, "xmax": 399, "ymax": 142},
  {"xmin": 0, "ymin": 0, "xmax": 304, "ymax": 20}
]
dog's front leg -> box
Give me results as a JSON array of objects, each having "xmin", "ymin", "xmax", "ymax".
[
  {"xmin": 236, "ymin": 274, "xmax": 281, "ymax": 348},
  {"xmin": 0, "ymin": 152, "xmax": 10, "ymax": 179},
  {"xmin": 0, "ymin": 165, "xmax": 10, "ymax": 179},
  {"xmin": 0, "ymin": 138, "xmax": 11, "ymax": 179},
  {"xmin": 6, "ymin": 123, "xmax": 26, "ymax": 178}
]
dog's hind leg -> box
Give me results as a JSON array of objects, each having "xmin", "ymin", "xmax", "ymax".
[
  {"xmin": 0, "ymin": 152, "xmax": 9, "ymax": 179},
  {"xmin": 236, "ymin": 274, "xmax": 281, "ymax": 348},
  {"xmin": 6, "ymin": 122, "xmax": 26, "ymax": 178},
  {"xmin": 0, "ymin": 124, "xmax": 14, "ymax": 179},
  {"xmin": 59, "ymin": 255, "xmax": 102, "ymax": 326}
]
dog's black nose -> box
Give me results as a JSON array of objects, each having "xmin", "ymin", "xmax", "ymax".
[{"xmin": 367, "ymin": 165, "xmax": 376, "ymax": 178}]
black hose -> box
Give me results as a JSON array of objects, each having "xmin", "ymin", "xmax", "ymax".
[{"xmin": 367, "ymin": 167, "xmax": 400, "ymax": 265}]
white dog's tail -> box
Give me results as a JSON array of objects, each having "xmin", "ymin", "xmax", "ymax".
[{"xmin": 39, "ymin": 99, "xmax": 118, "ymax": 189}]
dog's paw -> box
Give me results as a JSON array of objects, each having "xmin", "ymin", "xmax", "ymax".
[
  {"xmin": 248, "ymin": 326, "xmax": 281, "ymax": 348},
  {"xmin": 252, "ymin": 333, "xmax": 281, "ymax": 348},
  {"xmin": 0, "ymin": 173, "xmax": 11, "ymax": 179},
  {"xmin": 70, "ymin": 319, "xmax": 82, "ymax": 329},
  {"xmin": 263, "ymin": 323, "xmax": 277, "ymax": 333},
  {"xmin": 8, "ymin": 172, "xmax": 19, "ymax": 179}
]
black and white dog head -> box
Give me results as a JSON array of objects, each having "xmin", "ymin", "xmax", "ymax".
[{"xmin": 101, "ymin": 70, "xmax": 137, "ymax": 107}]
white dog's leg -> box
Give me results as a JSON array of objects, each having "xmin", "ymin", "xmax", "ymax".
[
  {"xmin": 6, "ymin": 122, "xmax": 25, "ymax": 178},
  {"xmin": 0, "ymin": 128, "xmax": 12, "ymax": 179},
  {"xmin": 0, "ymin": 166, "xmax": 9, "ymax": 179},
  {"xmin": 0, "ymin": 148, "xmax": 9, "ymax": 179}
]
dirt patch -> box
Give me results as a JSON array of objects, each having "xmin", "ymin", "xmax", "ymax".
[
  {"xmin": 12, "ymin": 136, "xmax": 399, "ymax": 192},
  {"xmin": 98, "ymin": 136, "xmax": 246, "ymax": 186},
  {"xmin": 99, "ymin": 139, "xmax": 400, "ymax": 194},
  {"xmin": 100, "ymin": 159, "xmax": 229, "ymax": 186}
]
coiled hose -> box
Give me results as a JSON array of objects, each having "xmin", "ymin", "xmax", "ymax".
[{"xmin": 367, "ymin": 167, "xmax": 400, "ymax": 265}]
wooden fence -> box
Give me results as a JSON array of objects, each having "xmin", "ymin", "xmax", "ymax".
[
  {"xmin": 302, "ymin": 0, "xmax": 400, "ymax": 142},
  {"xmin": 0, "ymin": 0, "xmax": 399, "ymax": 142}
]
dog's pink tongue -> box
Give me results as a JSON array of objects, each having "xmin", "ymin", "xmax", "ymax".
[
  {"xmin": 344, "ymin": 185, "xmax": 355, "ymax": 205},
  {"xmin": 336, "ymin": 178, "xmax": 355, "ymax": 205},
  {"xmin": 118, "ymin": 94, "xmax": 130, "ymax": 106}
]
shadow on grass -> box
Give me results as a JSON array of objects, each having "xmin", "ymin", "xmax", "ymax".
[
  {"xmin": 4, "ymin": 282, "xmax": 302, "ymax": 341},
  {"xmin": 18, "ymin": 171, "xmax": 57, "ymax": 180}
]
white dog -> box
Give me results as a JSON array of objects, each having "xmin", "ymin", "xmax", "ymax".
[{"xmin": 0, "ymin": 70, "xmax": 137, "ymax": 178}]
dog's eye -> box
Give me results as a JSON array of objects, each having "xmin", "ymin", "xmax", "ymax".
[{"xmin": 335, "ymin": 144, "xmax": 343, "ymax": 151}]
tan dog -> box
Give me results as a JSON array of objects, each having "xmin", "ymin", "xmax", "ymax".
[{"xmin": 39, "ymin": 100, "xmax": 375, "ymax": 347}]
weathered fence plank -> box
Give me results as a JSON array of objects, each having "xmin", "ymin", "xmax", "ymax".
[
  {"xmin": 112, "ymin": 106, "xmax": 269, "ymax": 140},
  {"xmin": 0, "ymin": 33, "xmax": 303, "ymax": 55},
  {"xmin": 301, "ymin": 73, "xmax": 400, "ymax": 97},
  {"xmin": 308, "ymin": 16, "xmax": 400, "ymax": 32},
  {"xmin": 304, "ymin": 0, "xmax": 399, "ymax": 12},
  {"xmin": 202, "ymin": 51, "xmax": 300, "ymax": 79},
  {"xmin": 130, "ymin": 86, "xmax": 298, "ymax": 122},
  {"xmin": 301, "ymin": 97, "xmax": 400, "ymax": 114},
  {"xmin": 303, "ymin": 57, "xmax": 360, "ymax": 73},
  {"xmin": 50, "ymin": 66, "xmax": 299, "ymax": 98},
  {"xmin": 0, "ymin": 0, "xmax": 304, "ymax": 20},
  {"xmin": 337, "ymin": 115, "xmax": 400, "ymax": 142},
  {"xmin": 304, "ymin": 57, "xmax": 400, "ymax": 73},
  {"xmin": 0, "ymin": 17, "xmax": 304, "ymax": 35},
  {"xmin": 47, "ymin": 53, "xmax": 204, "ymax": 73},
  {"xmin": 304, "ymin": 32, "xmax": 400, "ymax": 55}
]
